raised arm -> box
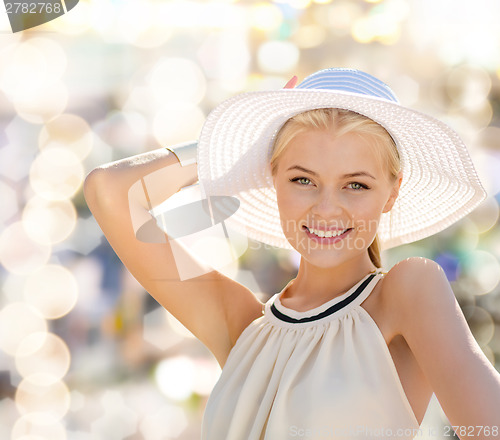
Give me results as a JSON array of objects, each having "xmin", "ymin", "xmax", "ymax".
[
  {"xmin": 386, "ymin": 257, "xmax": 500, "ymax": 439},
  {"xmin": 83, "ymin": 144, "xmax": 263, "ymax": 367}
]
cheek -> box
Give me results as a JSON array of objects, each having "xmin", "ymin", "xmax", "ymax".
[
  {"xmin": 278, "ymin": 204, "xmax": 300, "ymax": 233},
  {"xmin": 275, "ymin": 183, "xmax": 305, "ymax": 236},
  {"xmin": 348, "ymin": 196, "xmax": 386, "ymax": 227},
  {"xmin": 276, "ymin": 181, "xmax": 300, "ymax": 214}
]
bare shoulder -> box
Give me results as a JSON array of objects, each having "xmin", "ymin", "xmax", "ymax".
[
  {"xmin": 381, "ymin": 259, "xmax": 500, "ymax": 427},
  {"xmin": 381, "ymin": 257, "xmax": 454, "ymax": 334},
  {"xmin": 383, "ymin": 256, "xmax": 449, "ymax": 299},
  {"xmin": 384, "ymin": 256, "xmax": 446, "ymax": 290}
]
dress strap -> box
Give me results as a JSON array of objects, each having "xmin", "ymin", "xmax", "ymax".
[
  {"xmin": 269, "ymin": 268, "xmax": 385, "ymax": 324},
  {"xmin": 347, "ymin": 268, "xmax": 385, "ymax": 308}
]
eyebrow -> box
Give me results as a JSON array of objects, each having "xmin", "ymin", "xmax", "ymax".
[{"xmin": 286, "ymin": 165, "xmax": 377, "ymax": 180}]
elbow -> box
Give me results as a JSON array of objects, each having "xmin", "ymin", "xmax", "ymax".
[
  {"xmin": 83, "ymin": 167, "xmax": 117, "ymax": 215},
  {"xmin": 83, "ymin": 168, "xmax": 101, "ymax": 209}
]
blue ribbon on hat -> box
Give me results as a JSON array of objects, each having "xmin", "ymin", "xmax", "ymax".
[{"xmin": 296, "ymin": 68, "xmax": 400, "ymax": 104}]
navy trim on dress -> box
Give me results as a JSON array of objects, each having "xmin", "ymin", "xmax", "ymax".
[{"xmin": 271, "ymin": 273, "xmax": 376, "ymax": 323}]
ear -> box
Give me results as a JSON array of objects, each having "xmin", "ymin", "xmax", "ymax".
[{"xmin": 382, "ymin": 172, "xmax": 403, "ymax": 213}]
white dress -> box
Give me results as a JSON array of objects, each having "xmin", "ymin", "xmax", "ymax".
[{"xmin": 201, "ymin": 269, "xmax": 421, "ymax": 439}]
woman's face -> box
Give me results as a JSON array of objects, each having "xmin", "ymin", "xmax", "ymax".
[{"xmin": 272, "ymin": 128, "xmax": 402, "ymax": 268}]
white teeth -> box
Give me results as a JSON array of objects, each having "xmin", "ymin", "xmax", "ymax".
[{"xmin": 307, "ymin": 227, "xmax": 347, "ymax": 238}]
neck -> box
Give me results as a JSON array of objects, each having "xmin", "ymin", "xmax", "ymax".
[{"xmin": 282, "ymin": 253, "xmax": 378, "ymax": 306}]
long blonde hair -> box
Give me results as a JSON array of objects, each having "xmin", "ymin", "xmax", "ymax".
[{"xmin": 270, "ymin": 108, "xmax": 400, "ymax": 268}]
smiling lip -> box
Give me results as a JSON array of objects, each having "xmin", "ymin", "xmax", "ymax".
[
  {"xmin": 303, "ymin": 225, "xmax": 353, "ymax": 243},
  {"xmin": 305, "ymin": 225, "xmax": 348, "ymax": 232}
]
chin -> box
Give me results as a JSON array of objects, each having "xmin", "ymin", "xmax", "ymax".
[
  {"xmin": 286, "ymin": 231, "xmax": 373, "ymax": 269},
  {"xmin": 316, "ymin": 248, "xmax": 358, "ymax": 267},
  {"xmin": 287, "ymin": 239, "xmax": 351, "ymax": 268}
]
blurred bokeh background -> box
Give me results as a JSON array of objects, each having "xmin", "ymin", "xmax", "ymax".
[{"xmin": 1, "ymin": 0, "xmax": 500, "ymax": 438}]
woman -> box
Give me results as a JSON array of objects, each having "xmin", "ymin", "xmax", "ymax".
[{"xmin": 85, "ymin": 69, "xmax": 500, "ymax": 439}]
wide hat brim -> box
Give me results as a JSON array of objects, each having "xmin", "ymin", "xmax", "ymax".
[{"xmin": 197, "ymin": 88, "xmax": 487, "ymax": 250}]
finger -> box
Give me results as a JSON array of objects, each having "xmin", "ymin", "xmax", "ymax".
[{"xmin": 283, "ymin": 75, "xmax": 298, "ymax": 89}]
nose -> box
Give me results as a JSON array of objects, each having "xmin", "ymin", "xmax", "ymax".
[{"xmin": 310, "ymin": 188, "xmax": 345, "ymax": 219}]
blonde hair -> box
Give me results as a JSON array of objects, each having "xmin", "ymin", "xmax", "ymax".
[{"xmin": 270, "ymin": 108, "xmax": 401, "ymax": 268}]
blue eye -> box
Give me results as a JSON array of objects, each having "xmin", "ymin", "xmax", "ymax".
[{"xmin": 290, "ymin": 177, "xmax": 312, "ymax": 185}]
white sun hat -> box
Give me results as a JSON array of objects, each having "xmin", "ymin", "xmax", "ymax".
[{"xmin": 196, "ymin": 68, "xmax": 487, "ymax": 250}]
